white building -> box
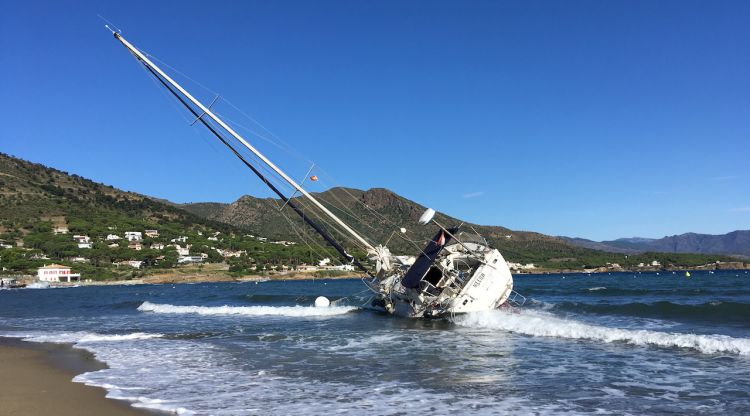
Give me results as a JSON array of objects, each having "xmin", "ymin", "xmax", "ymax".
[
  {"xmin": 115, "ymin": 260, "xmax": 143, "ymax": 269},
  {"xmin": 72, "ymin": 235, "xmax": 90, "ymax": 243},
  {"xmin": 70, "ymin": 257, "xmax": 89, "ymax": 263},
  {"xmin": 125, "ymin": 232, "xmax": 143, "ymax": 241},
  {"xmin": 171, "ymin": 236, "xmax": 188, "ymax": 243},
  {"xmin": 296, "ymin": 264, "xmax": 318, "ymax": 272},
  {"xmin": 170, "ymin": 244, "xmax": 190, "ymax": 256},
  {"xmin": 144, "ymin": 229, "xmax": 159, "ymax": 238},
  {"xmin": 324, "ymin": 264, "xmax": 355, "ymax": 271},
  {"xmin": 178, "ymin": 255, "xmax": 203, "ymax": 264},
  {"xmin": 651, "ymin": 260, "xmax": 661, "ymax": 267},
  {"xmin": 53, "ymin": 226, "xmax": 69, "ymax": 235},
  {"xmin": 507, "ymin": 262, "xmax": 537, "ymax": 271},
  {"xmin": 37, "ymin": 264, "xmax": 80, "ymax": 282},
  {"xmin": 106, "ymin": 234, "xmax": 121, "ymax": 241},
  {"xmin": 217, "ymin": 249, "xmax": 245, "ymax": 258},
  {"xmin": 78, "ymin": 242, "xmax": 93, "ymax": 249},
  {"xmin": 151, "ymin": 243, "xmax": 165, "ymax": 250}
]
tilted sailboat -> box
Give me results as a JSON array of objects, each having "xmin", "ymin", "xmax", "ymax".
[{"xmin": 110, "ymin": 29, "xmax": 519, "ymax": 318}]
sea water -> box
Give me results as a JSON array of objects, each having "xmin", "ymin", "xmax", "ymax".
[{"xmin": 1, "ymin": 271, "xmax": 749, "ymax": 415}]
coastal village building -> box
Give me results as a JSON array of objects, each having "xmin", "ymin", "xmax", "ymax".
[
  {"xmin": 125, "ymin": 232, "xmax": 143, "ymax": 241},
  {"xmin": 171, "ymin": 236, "xmax": 188, "ymax": 243},
  {"xmin": 296, "ymin": 264, "xmax": 318, "ymax": 272},
  {"xmin": 72, "ymin": 235, "xmax": 90, "ymax": 243},
  {"xmin": 70, "ymin": 257, "xmax": 89, "ymax": 263},
  {"xmin": 322, "ymin": 264, "xmax": 355, "ymax": 272},
  {"xmin": 144, "ymin": 229, "xmax": 159, "ymax": 238},
  {"xmin": 37, "ymin": 264, "xmax": 80, "ymax": 282},
  {"xmin": 73, "ymin": 235, "xmax": 92, "ymax": 249},
  {"xmin": 178, "ymin": 255, "xmax": 203, "ymax": 264},
  {"xmin": 106, "ymin": 234, "xmax": 121, "ymax": 241},
  {"xmin": 128, "ymin": 241, "xmax": 143, "ymax": 250},
  {"xmin": 108, "ymin": 243, "xmax": 119, "ymax": 248},
  {"xmin": 151, "ymin": 243, "xmax": 165, "ymax": 250},
  {"xmin": 53, "ymin": 226, "xmax": 69, "ymax": 235},
  {"xmin": 170, "ymin": 244, "xmax": 190, "ymax": 256},
  {"xmin": 115, "ymin": 260, "xmax": 143, "ymax": 269},
  {"xmin": 218, "ymin": 249, "xmax": 245, "ymax": 258},
  {"xmin": 507, "ymin": 262, "xmax": 537, "ymax": 271}
]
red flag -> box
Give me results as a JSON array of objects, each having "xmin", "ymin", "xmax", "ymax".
[
  {"xmin": 436, "ymin": 231, "xmax": 445, "ymax": 246},
  {"xmin": 310, "ymin": 175, "xmax": 319, "ymax": 181}
]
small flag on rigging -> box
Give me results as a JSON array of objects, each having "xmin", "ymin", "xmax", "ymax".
[{"xmin": 310, "ymin": 175, "xmax": 318, "ymax": 181}]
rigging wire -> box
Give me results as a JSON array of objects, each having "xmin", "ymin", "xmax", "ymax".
[
  {"xmin": 138, "ymin": 47, "xmax": 395, "ymax": 236},
  {"xmin": 133, "ymin": 55, "xmax": 373, "ymax": 276}
]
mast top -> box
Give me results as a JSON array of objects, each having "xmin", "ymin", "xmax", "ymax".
[{"xmin": 109, "ymin": 30, "xmax": 379, "ymax": 254}]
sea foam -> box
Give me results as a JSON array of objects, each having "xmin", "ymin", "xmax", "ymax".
[
  {"xmin": 137, "ymin": 301, "xmax": 356, "ymax": 317},
  {"xmin": 455, "ymin": 309, "xmax": 750, "ymax": 356},
  {"xmin": 3, "ymin": 331, "xmax": 164, "ymax": 344}
]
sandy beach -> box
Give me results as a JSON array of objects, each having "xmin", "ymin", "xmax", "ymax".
[{"xmin": 0, "ymin": 338, "xmax": 153, "ymax": 416}]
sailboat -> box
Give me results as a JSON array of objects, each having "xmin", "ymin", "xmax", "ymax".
[{"xmin": 109, "ymin": 30, "xmax": 518, "ymax": 318}]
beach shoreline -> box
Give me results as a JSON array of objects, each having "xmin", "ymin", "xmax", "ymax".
[
  {"xmin": 0, "ymin": 337, "xmax": 159, "ymax": 416},
  {"xmin": 5, "ymin": 265, "xmax": 748, "ymax": 288}
]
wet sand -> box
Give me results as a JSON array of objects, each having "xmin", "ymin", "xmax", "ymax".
[{"xmin": 0, "ymin": 338, "xmax": 155, "ymax": 416}]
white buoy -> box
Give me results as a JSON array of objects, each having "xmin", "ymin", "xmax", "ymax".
[{"xmin": 314, "ymin": 296, "xmax": 330, "ymax": 308}]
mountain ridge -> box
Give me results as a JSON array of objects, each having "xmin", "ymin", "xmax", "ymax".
[
  {"xmin": 562, "ymin": 231, "xmax": 750, "ymax": 258},
  {"xmin": 2, "ymin": 152, "xmax": 744, "ymax": 273}
]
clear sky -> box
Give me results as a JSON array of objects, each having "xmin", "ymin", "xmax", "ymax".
[{"xmin": 1, "ymin": 0, "xmax": 748, "ymax": 241}]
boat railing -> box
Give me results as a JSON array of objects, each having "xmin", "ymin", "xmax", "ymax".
[{"xmin": 507, "ymin": 290, "xmax": 526, "ymax": 307}]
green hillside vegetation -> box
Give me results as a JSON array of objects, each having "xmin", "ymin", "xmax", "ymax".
[
  {"xmin": 0, "ymin": 152, "xmax": 741, "ymax": 280},
  {"xmin": 0, "ymin": 153, "xmax": 341, "ymax": 279}
]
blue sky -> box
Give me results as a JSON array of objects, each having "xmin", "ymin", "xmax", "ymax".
[{"xmin": 1, "ymin": 0, "xmax": 748, "ymax": 241}]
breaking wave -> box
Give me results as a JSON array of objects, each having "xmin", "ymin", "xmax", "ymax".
[
  {"xmin": 3, "ymin": 331, "xmax": 164, "ymax": 344},
  {"xmin": 455, "ymin": 309, "xmax": 750, "ymax": 356},
  {"xmin": 137, "ymin": 301, "xmax": 357, "ymax": 317}
]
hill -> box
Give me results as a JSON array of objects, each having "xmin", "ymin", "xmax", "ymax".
[
  {"xmin": 0, "ymin": 153, "xmax": 337, "ymax": 279},
  {"xmin": 563, "ymin": 231, "xmax": 750, "ymax": 258},
  {"xmin": 181, "ymin": 188, "xmax": 741, "ymax": 269},
  {"xmin": 1, "ymin": 152, "xmax": 741, "ymax": 278}
]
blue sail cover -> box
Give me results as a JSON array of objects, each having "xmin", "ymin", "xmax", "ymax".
[{"xmin": 400, "ymin": 228, "xmax": 458, "ymax": 289}]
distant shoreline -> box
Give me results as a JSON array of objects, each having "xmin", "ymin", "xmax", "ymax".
[{"xmin": 5, "ymin": 264, "xmax": 749, "ymax": 287}]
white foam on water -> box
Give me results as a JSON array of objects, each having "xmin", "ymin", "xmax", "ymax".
[
  {"xmin": 2, "ymin": 331, "xmax": 164, "ymax": 344},
  {"xmin": 454, "ymin": 309, "xmax": 750, "ymax": 356},
  {"xmin": 2, "ymin": 329, "xmax": 568, "ymax": 415},
  {"xmin": 137, "ymin": 301, "xmax": 356, "ymax": 317},
  {"xmin": 588, "ymin": 286, "xmax": 607, "ymax": 291}
]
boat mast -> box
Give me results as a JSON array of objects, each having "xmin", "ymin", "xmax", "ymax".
[{"xmin": 112, "ymin": 32, "xmax": 376, "ymax": 253}]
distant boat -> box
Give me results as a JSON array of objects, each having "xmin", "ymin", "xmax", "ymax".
[
  {"xmin": 109, "ymin": 31, "xmax": 519, "ymax": 318},
  {"xmin": 685, "ymin": 271, "xmax": 691, "ymax": 278}
]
